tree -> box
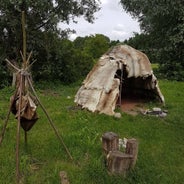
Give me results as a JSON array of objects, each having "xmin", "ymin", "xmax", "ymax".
[
  {"xmin": 110, "ymin": 40, "xmax": 120, "ymax": 47},
  {"xmin": 0, "ymin": 0, "xmax": 100, "ymax": 85},
  {"xmin": 120, "ymin": 0, "xmax": 184, "ymax": 80},
  {"xmin": 53, "ymin": 39, "xmax": 94, "ymax": 84},
  {"xmin": 73, "ymin": 36, "xmax": 87, "ymax": 50},
  {"xmin": 0, "ymin": 0, "xmax": 100, "ymax": 56},
  {"xmin": 123, "ymin": 33, "xmax": 158, "ymax": 62},
  {"xmin": 74, "ymin": 34, "xmax": 110, "ymax": 60},
  {"xmin": 84, "ymin": 34, "xmax": 110, "ymax": 59}
]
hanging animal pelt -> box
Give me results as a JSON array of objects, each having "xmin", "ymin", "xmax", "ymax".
[{"xmin": 10, "ymin": 72, "xmax": 38, "ymax": 131}]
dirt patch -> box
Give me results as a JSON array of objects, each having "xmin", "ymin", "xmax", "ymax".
[
  {"xmin": 120, "ymin": 98, "xmax": 146, "ymax": 115},
  {"xmin": 40, "ymin": 89, "xmax": 60, "ymax": 97}
]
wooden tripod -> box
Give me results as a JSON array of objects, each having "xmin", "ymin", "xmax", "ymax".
[{"xmin": 0, "ymin": 11, "xmax": 72, "ymax": 184}]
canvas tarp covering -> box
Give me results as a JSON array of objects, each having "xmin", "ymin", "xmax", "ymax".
[{"xmin": 75, "ymin": 44, "xmax": 164, "ymax": 115}]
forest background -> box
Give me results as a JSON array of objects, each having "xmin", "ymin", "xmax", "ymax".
[{"xmin": 0, "ymin": 0, "xmax": 183, "ymax": 88}]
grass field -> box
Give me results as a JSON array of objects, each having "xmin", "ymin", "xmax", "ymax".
[{"xmin": 0, "ymin": 80, "xmax": 184, "ymax": 184}]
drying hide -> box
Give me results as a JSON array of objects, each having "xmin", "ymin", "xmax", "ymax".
[
  {"xmin": 11, "ymin": 72, "xmax": 38, "ymax": 131},
  {"xmin": 75, "ymin": 44, "xmax": 165, "ymax": 116}
]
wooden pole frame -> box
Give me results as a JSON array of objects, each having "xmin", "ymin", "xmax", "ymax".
[
  {"xmin": 16, "ymin": 72, "xmax": 23, "ymax": 183},
  {"xmin": 0, "ymin": 11, "xmax": 73, "ymax": 184},
  {"xmin": 21, "ymin": 11, "xmax": 27, "ymax": 69},
  {"xmin": 119, "ymin": 64, "xmax": 123, "ymax": 106}
]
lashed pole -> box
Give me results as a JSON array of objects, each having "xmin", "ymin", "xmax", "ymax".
[
  {"xmin": 21, "ymin": 11, "xmax": 28, "ymax": 146},
  {"xmin": 16, "ymin": 72, "xmax": 23, "ymax": 184},
  {"xmin": 119, "ymin": 64, "xmax": 123, "ymax": 106},
  {"xmin": 16, "ymin": 11, "xmax": 27, "ymax": 183},
  {"xmin": 22, "ymin": 11, "xmax": 27, "ymax": 69}
]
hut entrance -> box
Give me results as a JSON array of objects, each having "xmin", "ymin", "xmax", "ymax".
[{"xmin": 115, "ymin": 67, "xmax": 155, "ymax": 113}]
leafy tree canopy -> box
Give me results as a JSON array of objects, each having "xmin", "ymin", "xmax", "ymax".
[
  {"xmin": 74, "ymin": 34, "xmax": 110, "ymax": 59},
  {"xmin": 120, "ymin": 0, "xmax": 184, "ymax": 80},
  {"xmin": 0, "ymin": 0, "xmax": 100, "ymax": 60},
  {"xmin": 0, "ymin": 0, "xmax": 101, "ymax": 86}
]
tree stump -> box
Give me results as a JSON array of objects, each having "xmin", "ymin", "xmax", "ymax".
[
  {"xmin": 102, "ymin": 132, "xmax": 119, "ymax": 155},
  {"xmin": 107, "ymin": 151, "xmax": 133, "ymax": 176},
  {"xmin": 59, "ymin": 171, "xmax": 70, "ymax": 184},
  {"xmin": 125, "ymin": 138, "xmax": 138, "ymax": 168},
  {"xmin": 102, "ymin": 134, "xmax": 139, "ymax": 175}
]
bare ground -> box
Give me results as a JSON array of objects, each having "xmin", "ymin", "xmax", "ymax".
[{"xmin": 120, "ymin": 98, "xmax": 147, "ymax": 115}]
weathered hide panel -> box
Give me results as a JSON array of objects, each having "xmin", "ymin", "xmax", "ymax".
[
  {"xmin": 75, "ymin": 78, "xmax": 120, "ymax": 115},
  {"xmin": 75, "ymin": 86, "xmax": 102, "ymax": 112},
  {"xmin": 107, "ymin": 45, "xmax": 152, "ymax": 78},
  {"xmin": 96, "ymin": 79, "xmax": 120, "ymax": 115},
  {"xmin": 83, "ymin": 56, "xmax": 119, "ymax": 93}
]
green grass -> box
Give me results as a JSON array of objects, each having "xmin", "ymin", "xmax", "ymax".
[
  {"xmin": 0, "ymin": 80, "xmax": 184, "ymax": 184},
  {"xmin": 151, "ymin": 63, "xmax": 159, "ymax": 70}
]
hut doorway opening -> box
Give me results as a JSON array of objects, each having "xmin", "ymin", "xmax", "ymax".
[{"xmin": 115, "ymin": 67, "xmax": 156, "ymax": 112}]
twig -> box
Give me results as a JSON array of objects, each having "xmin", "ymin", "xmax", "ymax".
[
  {"xmin": 20, "ymin": 51, "xmax": 25, "ymax": 64},
  {"xmin": 26, "ymin": 51, "xmax": 33, "ymax": 66},
  {"xmin": 5, "ymin": 59, "xmax": 20, "ymax": 72},
  {"xmin": 25, "ymin": 59, "xmax": 37, "ymax": 71}
]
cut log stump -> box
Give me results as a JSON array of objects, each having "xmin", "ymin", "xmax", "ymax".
[
  {"xmin": 125, "ymin": 138, "xmax": 138, "ymax": 168},
  {"xmin": 107, "ymin": 151, "xmax": 133, "ymax": 176},
  {"xmin": 102, "ymin": 132, "xmax": 138, "ymax": 176},
  {"xmin": 60, "ymin": 171, "xmax": 70, "ymax": 184},
  {"xmin": 102, "ymin": 132, "xmax": 119, "ymax": 155}
]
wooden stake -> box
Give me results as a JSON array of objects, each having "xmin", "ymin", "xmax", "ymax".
[
  {"xmin": 16, "ymin": 73, "xmax": 23, "ymax": 184},
  {"xmin": 119, "ymin": 64, "xmax": 123, "ymax": 106},
  {"xmin": 21, "ymin": 11, "xmax": 27, "ymax": 69}
]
